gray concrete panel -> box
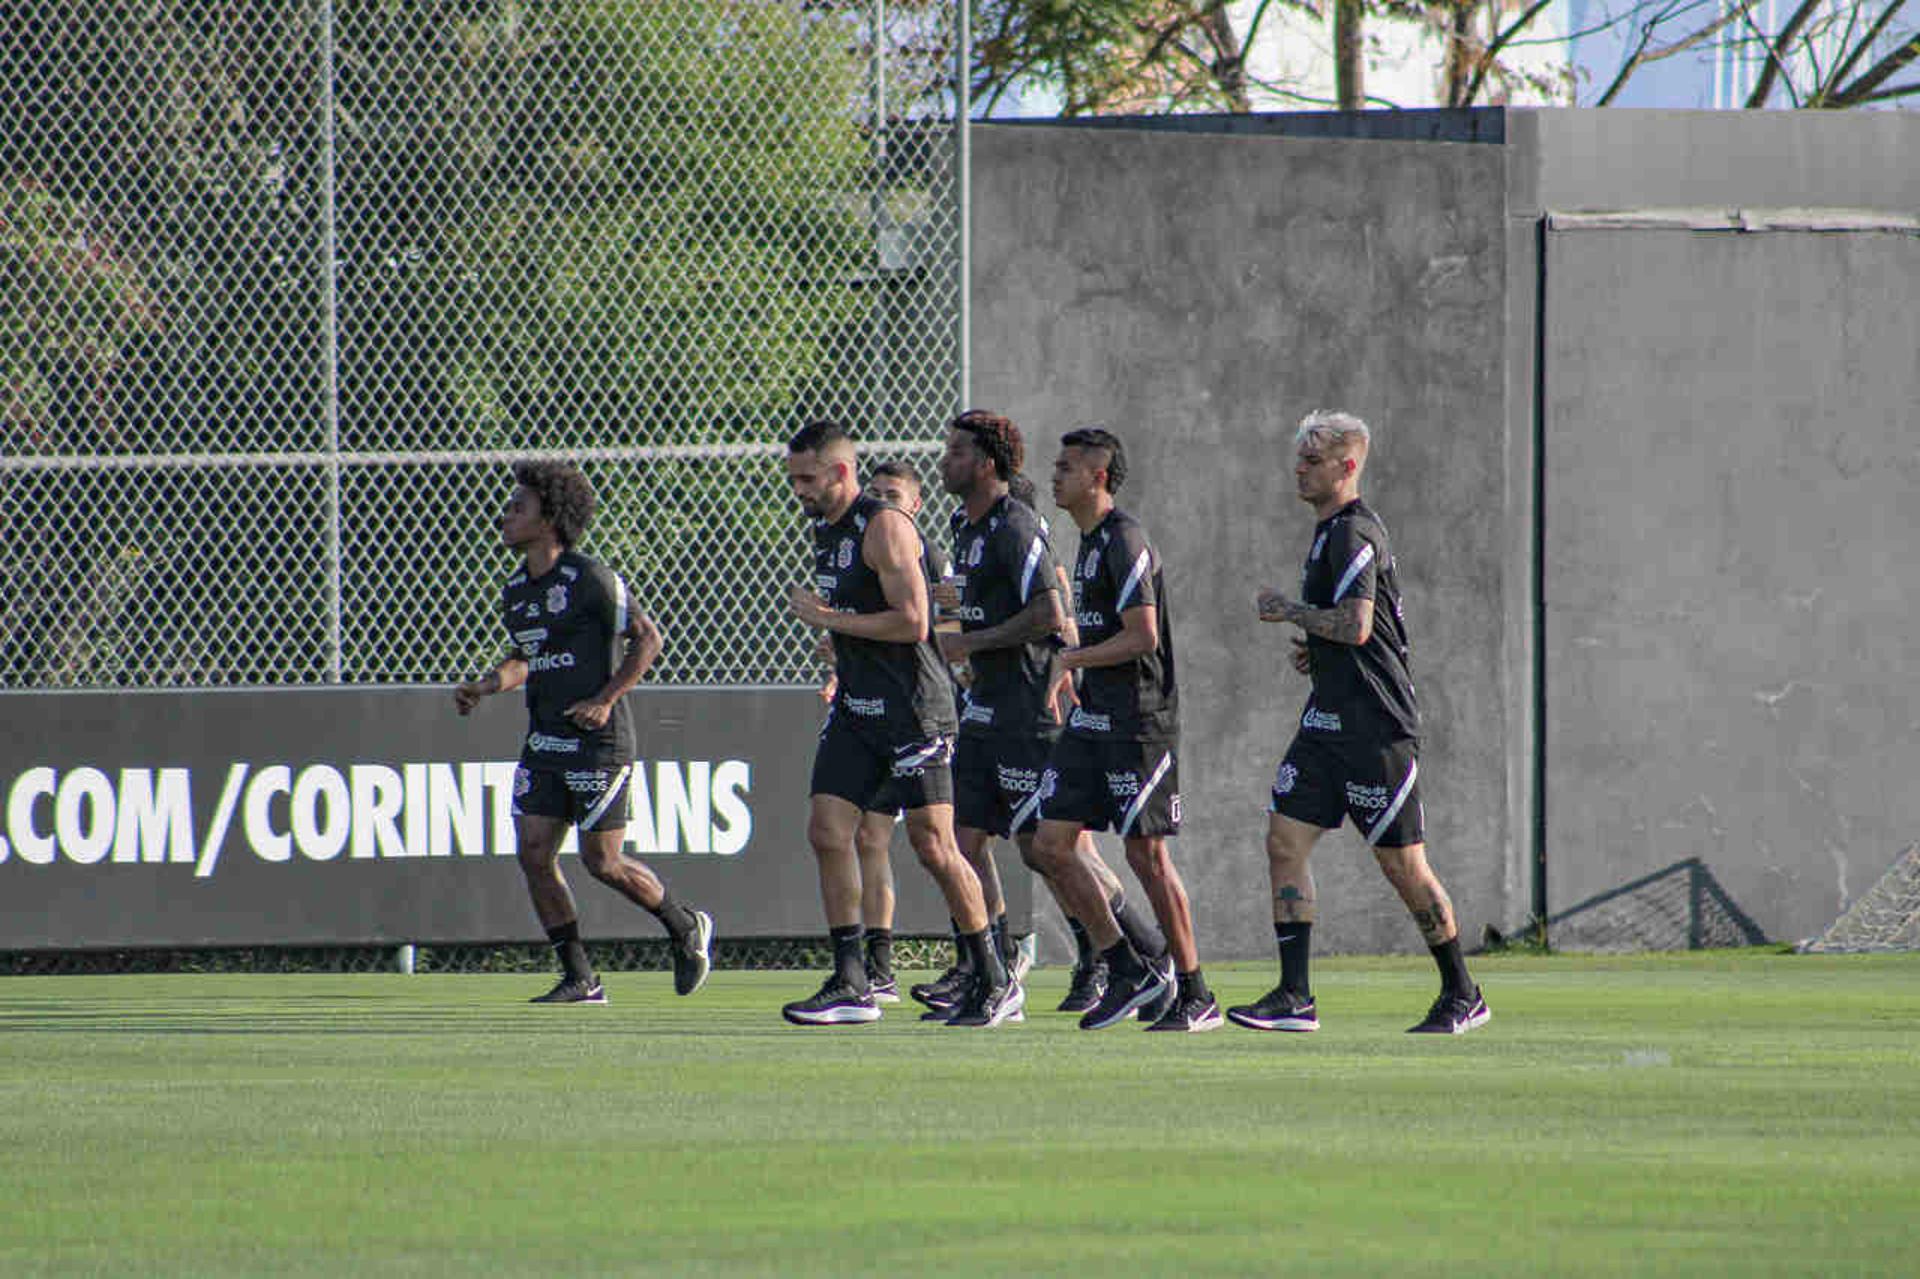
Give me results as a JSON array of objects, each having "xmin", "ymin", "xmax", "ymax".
[
  {"xmin": 970, "ymin": 125, "xmax": 1518, "ymax": 959},
  {"xmin": 1509, "ymin": 109, "xmax": 1920, "ymax": 216},
  {"xmin": 1541, "ymin": 226, "xmax": 1920, "ymax": 945}
]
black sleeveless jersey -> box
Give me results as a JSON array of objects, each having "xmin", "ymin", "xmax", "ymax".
[
  {"xmin": 500, "ymin": 550, "xmax": 636, "ymax": 764},
  {"xmin": 1065, "ymin": 507, "xmax": 1178, "ymax": 742},
  {"xmin": 949, "ymin": 493, "xmax": 1063, "ymax": 739},
  {"xmin": 812, "ymin": 493, "xmax": 958, "ymax": 739},
  {"xmin": 1298, "ymin": 498, "xmax": 1419, "ymax": 742}
]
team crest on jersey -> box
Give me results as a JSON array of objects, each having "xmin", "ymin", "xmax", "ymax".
[
  {"xmin": 966, "ymin": 539, "xmax": 985, "ymax": 567},
  {"xmin": 512, "ymin": 766, "xmax": 532, "ymax": 798},
  {"xmin": 836, "ymin": 538, "xmax": 855, "ymax": 569},
  {"xmin": 1082, "ymin": 549, "xmax": 1100, "ymax": 577},
  {"xmin": 1273, "ymin": 762, "xmax": 1299, "ymax": 796},
  {"xmin": 545, "ymin": 584, "xmax": 568, "ymax": 614}
]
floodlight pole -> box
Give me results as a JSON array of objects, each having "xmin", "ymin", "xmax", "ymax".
[
  {"xmin": 955, "ymin": 0, "xmax": 971, "ymax": 412},
  {"xmin": 320, "ymin": 0, "xmax": 344, "ymax": 683}
]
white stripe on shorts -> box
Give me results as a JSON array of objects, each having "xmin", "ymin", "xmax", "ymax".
[
  {"xmin": 1364, "ymin": 757, "xmax": 1418, "ymax": 845},
  {"xmin": 580, "ymin": 763, "xmax": 632, "ymax": 830},
  {"xmin": 1119, "ymin": 749, "xmax": 1174, "ymax": 837}
]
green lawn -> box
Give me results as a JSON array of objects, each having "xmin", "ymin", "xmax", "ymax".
[{"xmin": 2, "ymin": 952, "xmax": 1917, "ymax": 1277}]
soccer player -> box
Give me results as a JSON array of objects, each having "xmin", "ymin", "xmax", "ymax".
[
  {"xmin": 1029, "ymin": 427, "xmax": 1220, "ymax": 1032},
  {"xmin": 453, "ymin": 460, "xmax": 714, "ymax": 1005},
  {"xmin": 1229, "ymin": 410, "xmax": 1489, "ymax": 1035},
  {"xmin": 782, "ymin": 420, "xmax": 1019, "ymax": 1028},
  {"xmin": 815, "ymin": 460, "xmax": 949, "ymax": 1002},
  {"xmin": 918, "ymin": 411, "xmax": 1167, "ymax": 1019}
]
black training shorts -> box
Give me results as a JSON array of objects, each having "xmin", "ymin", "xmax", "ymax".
[
  {"xmin": 953, "ymin": 733, "xmax": 1054, "ymax": 838},
  {"xmin": 1269, "ymin": 731, "xmax": 1424, "ymax": 847},
  {"xmin": 1036, "ymin": 733, "xmax": 1180, "ymax": 838},
  {"xmin": 511, "ymin": 759, "xmax": 632, "ymax": 832},
  {"xmin": 811, "ymin": 707, "xmax": 955, "ymax": 812}
]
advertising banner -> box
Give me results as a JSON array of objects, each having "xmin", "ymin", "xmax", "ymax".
[{"xmin": 0, "ymin": 687, "xmax": 1025, "ymax": 949}]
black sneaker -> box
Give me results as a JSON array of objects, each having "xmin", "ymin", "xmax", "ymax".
[
  {"xmin": 1145, "ymin": 991, "xmax": 1223, "ymax": 1032},
  {"xmin": 1077, "ymin": 959, "xmax": 1172, "ymax": 1031},
  {"xmin": 1056, "ymin": 959, "xmax": 1108, "ymax": 1013},
  {"xmin": 671, "ymin": 910, "xmax": 715, "ymax": 996},
  {"xmin": 945, "ymin": 977, "xmax": 1026, "ymax": 1028},
  {"xmin": 781, "ymin": 977, "xmax": 882, "ymax": 1027},
  {"xmin": 529, "ymin": 975, "xmax": 606, "ymax": 1005},
  {"xmin": 1135, "ymin": 956, "xmax": 1178, "ymax": 1022},
  {"xmin": 868, "ymin": 975, "xmax": 900, "ymax": 1004},
  {"xmin": 1407, "ymin": 986, "xmax": 1490, "ymax": 1035},
  {"xmin": 909, "ymin": 965, "xmax": 970, "ymax": 1012},
  {"xmin": 1226, "ymin": 986, "xmax": 1319, "ymax": 1032}
]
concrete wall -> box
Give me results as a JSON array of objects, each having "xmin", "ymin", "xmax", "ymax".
[
  {"xmin": 1538, "ymin": 222, "xmax": 1920, "ymax": 944},
  {"xmin": 970, "ymin": 125, "xmax": 1520, "ymax": 959}
]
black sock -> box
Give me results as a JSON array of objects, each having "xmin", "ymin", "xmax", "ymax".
[
  {"xmin": 1430, "ymin": 937, "xmax": 1474, "ymax": 997},
  {"xmin": 830, "ymin": 924, "xmax": 867, "ymax": 992},
  {"xmin": 948, "ymin": 918, "xmax": 974, "ymax": 974},
  {"xmin": 1276, "ymin": 921, "xmax": 1313, "ymax": 997},
  {"xmin": 545, "ymin": 920, "xmax": 592, "ymax": 984},
  {"xmin": 1067, "ymin": 917, "xmax": 1095, "ymax": 968},
  {"xmin": 1177, "ymin": 969, "xmax": 1210, "ymax": 1002},
  {"xmin": 649, "ymin": 891, "xmax": 697, "ymax": 943},
  {"xmin": 960, "ymin": 928, "xmax": 1008, "ymax": 987},
  {"xmin": 865, "ymin": 928, "xmax": 894, "ymax": 982},
  {"xmin": 1110, "ymin": 891, "xmax": 1166, "ymax": 961},
  {"xmin": 1100, "ymin": 937, "xmax": 1145, "ymax": 982}
]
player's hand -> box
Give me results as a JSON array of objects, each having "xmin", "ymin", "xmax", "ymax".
[
  {"xmin": 932, "ymin": 578, "xmax": 961, "ymax": 611},
  {"xmin": 818, "ymin": 674, "xmax": 837, "ymax": 704},
  {"xmin": 1256, "ymin": 588, "xmax": 1295, "ymax": 623},
  {"xmin": 1047, "ymin": 668, "xmax": 1078, "ymax": 721},
  {"xmin": 453, "ymin": 681, "xmax": 487, "ymax": 716},
  {"xmin": 936, "ymin": 630, "xmax": 970, "ymax": 664},
  {"xmin": 565, "ymin": 698, "xmax": 612, "ymax": 730},
  {"xmin": 787, "ymin": 585, "xmax": 830, "ymax": 627},
  {"xmin": 813, "ymin": 632, "xmax": 835, "ymax": 662},
  {"xmin": 1290, "ymin": 637, "xmax": 1310, "ymax": 675}
]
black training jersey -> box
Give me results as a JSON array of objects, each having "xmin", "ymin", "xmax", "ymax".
[
  {"xmin": 813, "ymin": 493, "xmax": 958, "ymax": 739},
  {"xmin": 1298, "ymin": 498, "xmax": 1420, "ymax": 742},
  {"xmin": 1065, "ymin": 507, "xmax": 1177, "ymax": 742},
  {"xmin": 949, "ymin": 493, "xmax": 1063, "ymax": 739},
  {"xmin": 501, "ymin": 549, "xmax": 636, "ymax": 765}
]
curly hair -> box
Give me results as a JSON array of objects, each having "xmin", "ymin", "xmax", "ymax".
[
  {"xmin": 511, "ymin": 460, "xmax": 597, "ymax": 548},
  {"xmin": 950, "ymin": 410, "xmax": 1024, "ymax": 481},
  {"xmin": 1060, "ymin": 425, "xmax": 1127, "ymax": 494}
]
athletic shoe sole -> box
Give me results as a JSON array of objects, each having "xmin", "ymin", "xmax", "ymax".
[
  {"xmin": 781, "ymin": 1003, "xmax": 883, "ymax": 1027},
  {"xmin": 1225, "ymin": 1009, "xmax": 1319, "ymax": 1032}
]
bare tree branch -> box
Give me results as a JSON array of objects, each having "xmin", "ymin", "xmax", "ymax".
[
  {"xmin": 1462, "ymin": 0, "xmax": 1556, "ymax": 105},
  {"xmin": 1828, "ymin": 31, "xmax": 1920, "ymax": 105},
  {"xmin": 1746, "ymin": 0, "xmax": 1825, "ymax": 107}
]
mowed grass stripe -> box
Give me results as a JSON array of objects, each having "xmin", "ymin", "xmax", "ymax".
[{"xmin": 1, "ymin": 953, "xmax": 1916, "ymax": 1277}]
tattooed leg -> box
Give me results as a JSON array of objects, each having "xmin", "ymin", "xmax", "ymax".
[{"xmin": 1373, "ymin": 843, "xmax": 1457, "ymax": 945}]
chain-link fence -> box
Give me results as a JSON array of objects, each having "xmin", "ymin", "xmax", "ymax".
[{"xmin": 3, "ymin": 1, "xmax": 965, "ymax": 690}]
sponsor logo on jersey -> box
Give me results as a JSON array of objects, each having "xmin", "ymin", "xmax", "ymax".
[
  {"xmin": 1273, "ymin": 761, "xmax": 1299, "ymax": 795},
  {"xmin": 843, "ymin": 696, "xmax": 886, "ymax": 718},
  {"xmin": 526, "ymin": 732, "xmax": 581, "ymax": 754},
  {"xmin": 563, "ymin": 769, "xmax": 612, "ymax": 795},
  {"xmin": 513, "ymin": 627, "xmax": 549, "ymax": 647},
  {"xmin": 1068, "ymin": 708, "xmax": 1112, "ymax": 733},
  {"xmin": 528, "ymin": 651, "xmax": 577, "ymax": 673},
  {"xmin": 1076, "ymin": 609, "xmax": 1106, "ymax": 629},
  {"xmin": 961, "ymin": 703, "xmax": 995, "ymax": 726},
  {"xmin": 815, "ymin": 574, "xmax": 837, "ymax": 594},
  {"xmin": 1105, "ymin": 770, "xmax": 1141, "ymax": 799},
  {"xmin": 1301, "ymin": 707, "xmax": 1343, "ymax": 732},
  {"xmin": 545, "ymin": 585, "xmax": 568, "ymax": 614},
  {"xmin": 955, "ymin": 605, "xmax": 987, "ymax": 622}
]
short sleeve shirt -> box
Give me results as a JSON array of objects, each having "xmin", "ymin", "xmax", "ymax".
[
  {"xmin": 1298, "ymin": 499, "xmax": 1419, "ymax": 742},
  {"xmin": 1065, "ymin": 508, "xmax": 1178, "ymax": 742},
  {"xmin": 501, "ymin": 550, "xmax": 636, "ymax": 765},
  {"xmin": 949, "ymin": 493, "xmax": 1063, "ymax": 739}
]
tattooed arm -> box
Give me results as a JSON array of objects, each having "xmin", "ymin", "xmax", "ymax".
[{"xmin": 1256, "ymin": 590, "xmax": 1374, "ymax": 646}]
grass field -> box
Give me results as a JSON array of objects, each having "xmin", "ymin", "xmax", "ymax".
[{"xmin": 2, "ymin": 951, "xmax": 1917, "ymax": 1277}]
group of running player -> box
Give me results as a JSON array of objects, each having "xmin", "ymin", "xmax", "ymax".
[{"xmin": 453, "ymin": 409, "xmax": 1489, "ymax": 1036}]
